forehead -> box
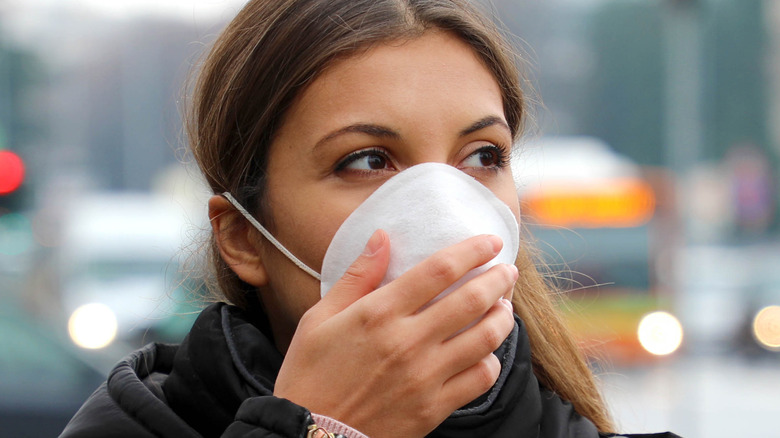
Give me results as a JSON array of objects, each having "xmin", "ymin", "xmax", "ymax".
[{"xmin": 281, "ymin": 30, "xmax": 505, "ymax": 133}]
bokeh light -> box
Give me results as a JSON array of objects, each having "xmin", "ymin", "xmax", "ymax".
[
  {"xmin": 0, "ymin": 150, "xmax": 25, "ymax": 195},
  {"xmin": 752, "ymin": 305, "xmax": 780, "ymax": 351},
  {"xmin": 637, "ymin": 311, "xmax": 684, "ymax": 356},
  {"xmin": 67, "ymin": 303, "xmax": 118, "ymax": 349}
]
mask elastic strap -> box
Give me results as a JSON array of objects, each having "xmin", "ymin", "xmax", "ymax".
[{"xmin": 222, "ymin": 192, "xmax": 322, "ymax": 281}]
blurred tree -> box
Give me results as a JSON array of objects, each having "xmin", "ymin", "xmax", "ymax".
[
  {"xmin": 702, "ymin": 0, "xmax": 770, "ymax": 161},
  {"xmin": 493, "ymin": 0, "xmax": 776, "ymax": 235},
  {"xmin": 581, "ymin": 0, "xmax": 771, "ymax": 166},
  {"xmin": 583, "ymin": 1, "xmax": 666, "ymax": 166}
]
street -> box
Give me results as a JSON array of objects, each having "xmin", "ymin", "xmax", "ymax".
[{"xmin": 602, "ymin": 354, "xmax": 780, "ymax": 437}]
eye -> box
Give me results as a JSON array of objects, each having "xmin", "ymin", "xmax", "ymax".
[
  {"xmin": 461, "ymin": 144, "xmax": 509, "ymax": 169},
  {"xmin": 335, "ymin": 148, "xmax": 393, "ymax": 173}
]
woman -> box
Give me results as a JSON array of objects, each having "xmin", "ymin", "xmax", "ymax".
[{"xmin": 61, "ymin": 0, "xmax": 679, "ymax": 437}]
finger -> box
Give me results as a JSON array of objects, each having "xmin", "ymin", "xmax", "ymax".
[
  {"xmin": 421, "ymin": 263, "xmax": 517, "ymax": 341},
  {"xmin": 440, "ymin": 353, "xmax": 502, "ymax": 412},
  {"xmin": 376, "ymin": 234, "xmax": 504, "ymax": 316},
  {"xmin": 318, "ymin": 229, "xmax": 391, "ymax": 315},
  {"xmin": 437, "ymin": 298, "xmax": 515, "ymax": 378}
]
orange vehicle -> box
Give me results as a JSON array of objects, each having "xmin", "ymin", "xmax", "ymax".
[{"xmin": 514, "ymin": 137, "xmax": 681, "ymax": 366}]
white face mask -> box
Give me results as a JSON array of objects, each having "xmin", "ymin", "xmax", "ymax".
[{"xmin": 224, "ymin": 162, "xmax": 520, "ymax": 304}]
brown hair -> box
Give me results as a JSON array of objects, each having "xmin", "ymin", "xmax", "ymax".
[{"xmin": 187, "ymin": 0, "xmax": 613, "ymax": 432}]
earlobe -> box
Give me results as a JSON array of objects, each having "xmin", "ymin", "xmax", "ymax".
[{"xmin": 208, "ymin": 195, "xmax": 270, "ymax": 287}]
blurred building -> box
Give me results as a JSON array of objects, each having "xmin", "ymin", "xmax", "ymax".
[{"xmin": 496, "ymin": 0, "xmax": 776, "ymax": 241}]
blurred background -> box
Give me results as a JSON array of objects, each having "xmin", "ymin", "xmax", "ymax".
[{"xmin": 0, "ymin": 0, "xmax": 777, "ymax": 436}]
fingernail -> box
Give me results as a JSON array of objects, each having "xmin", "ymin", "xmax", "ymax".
[
  {"xmin": 363, "ymin": 229, "xmax": 385, "ymax": 256},
  {"xmin": 509, "ymin": 264, "xmax": 519, "ymax": 281}
]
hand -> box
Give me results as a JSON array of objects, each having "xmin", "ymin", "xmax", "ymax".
[{"xmin": 273, "ymin": 230, "xmax": 518, "ymax": 438}]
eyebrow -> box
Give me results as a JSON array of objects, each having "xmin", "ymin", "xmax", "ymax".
[
  {"xmin": 314, "ymin": 115, "xmax": 511, "ymax": 150},
  {"xmin": 459, "ymin": 116, "xmax": 511, "ymax": 137},
  {"xmin": 315, "ymin": 124, "xmax": 401, "ymax": 150}
]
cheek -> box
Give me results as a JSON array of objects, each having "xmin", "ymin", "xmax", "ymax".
[
  {"xmin": 506, "ymin": 192, "xmax": 521, "ymax": 224},
  {"xmin": 485, "ymin": 176, "xmax": 521, "ymax": 225},
  {"xmin": 266, "ymin": 182, "xmax": 368, "ymax": 272},
  {"xmin": 268, "ymin": 195, "xmax": 337, "ymax": 270},
  {"xmin": 503, "ymin": 194, "xmax": 522, "ymax": 226}
]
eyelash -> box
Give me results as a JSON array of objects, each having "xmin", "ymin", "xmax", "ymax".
[
  {"xmin": 475, "ymin": 143, "xmax": 511, "ymax": 170},
  {"xmin": 334, "ymin": 147, "xmax": 391, "ymax": 173},
  {"xmin": 333, "ymin": 143, "xmax": 511, "ymax": 173}
]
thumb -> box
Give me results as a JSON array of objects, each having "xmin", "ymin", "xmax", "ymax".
[{"xmin": 321, "ymin": 229, "xmax": 390, "ymax": 313}]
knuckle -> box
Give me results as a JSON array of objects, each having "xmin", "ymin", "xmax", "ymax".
[
  {"xmin": 296, "ymin": 306, "xmax": 318, "ymax": 330},
  {"xmin": 480, "ymin": 322, "xmax": 503, "ymax": 350},
  {"xmin": 500, "ymin": 310, "xmax": 515, "ymax": 334},
  {"xmin": 474, "ymin": 357, "xmax": 500, "ymax": 392},
  {"xmin": 426, "ymin": 255, "xmax": 459, "ymax": 283},
  {"xmin": 404, "ymin": 366, "xmax": 428, "ymax": 390},
  {"xmin": 462, "ymin": 286, "xmax": 490, "ymax": 312},
  {"xmin": 341, "ymin": 262, "xmax": 369, "ymax": 286},
  {"xmin": 417, "ymin": 404, "xmax": 439, "ymax": 425},
  {"xmin": 472, "ymin": 237, "xmax": 496, "ymax": 260},
  {"xmin": 501, "ymin": 264, "xmax": 517, "ymax": 284},
  {"xmin": 411, "ymin": 396, "xmax": 443, "ymax": 427}
]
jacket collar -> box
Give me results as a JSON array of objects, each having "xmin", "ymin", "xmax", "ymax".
[
  {"xmin": 162, "ymin": 303, "xmax": 282, "ymax": 436},
  {"xmin": 163, "ymin": 302, "xmax": 524, "ymax": 436}
]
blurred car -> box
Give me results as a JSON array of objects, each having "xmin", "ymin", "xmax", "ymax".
[
  {"xmin": 55, "ymin": 192, "xmax": 200, "ymax": 351},
  {"xmin": 733, "ymin": 242, "xmax": 780, "ymax": 357},
  {"xmin": 678, "ymin": 241, "xmax": 780, "ymax": 357}
]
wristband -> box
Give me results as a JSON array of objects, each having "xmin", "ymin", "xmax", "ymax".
[{"xmin": 307, "ymin": 424, "xmax": 347, "ymax": 438}]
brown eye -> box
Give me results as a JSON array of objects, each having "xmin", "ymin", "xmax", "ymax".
[
  {"xmin": 477, "ymin": 149, "xmax": 498, "ymax": 166},
  {"xmin": 335, "ymin": 148, "xmax": 393, "ymax": 173},
  {"xmin": 462, "ymin": 145, "xmax": 508, "ymax": 169},
  {"xmin": 365, "ymin": 154, "xmax": 388, "ymax": 170}
]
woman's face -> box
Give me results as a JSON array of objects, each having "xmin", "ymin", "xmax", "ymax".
[{"xmin": 256, "ymin": 30, "xmax": 521, "ymax": 348}]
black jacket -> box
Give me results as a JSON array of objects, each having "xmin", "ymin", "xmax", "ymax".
[{"xmin": 60, "ymin": 303, "xmax": 679, "ymax": 438}]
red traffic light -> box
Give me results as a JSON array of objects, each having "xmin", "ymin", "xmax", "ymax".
[{"xmin": 0, "ymin": 150, "xmax": 25, "ymax": 195}]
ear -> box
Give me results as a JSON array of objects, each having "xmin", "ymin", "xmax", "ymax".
[{"xmin": 208, "ymin": 195, "xmax": 269, "ymax": 287}]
